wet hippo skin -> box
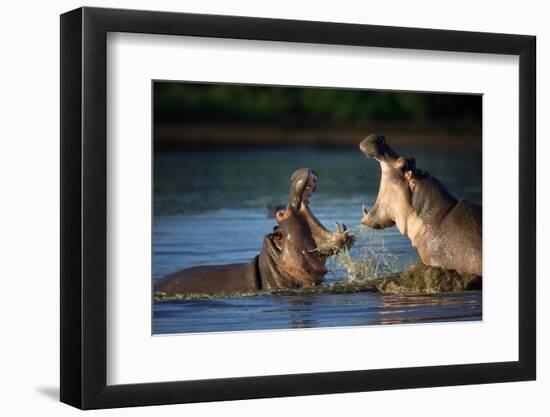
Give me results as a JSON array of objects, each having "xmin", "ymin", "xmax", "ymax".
[
  {"xmin": 359, "ymin": 134, "xmax": 482, "ymax": 276},
  {"xmin": 155, "ymin": 168, "xmax": 354, "ymax": 296}
]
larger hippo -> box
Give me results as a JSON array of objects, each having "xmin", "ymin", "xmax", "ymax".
[
  {"xmin": 359, "ymin": 134, "xmax": 482, "ymax": 276},
  {"xmin": 154, "ymin": 168, "xmax": 354, "ymax": 297}
]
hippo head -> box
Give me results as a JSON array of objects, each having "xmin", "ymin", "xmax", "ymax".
[
  {"xmin": 359, "ymin": 133, "xmax": 459, "ymax": 235},
  {"xmin": 259, "ymin": 168, "xmax": 354, "ymax": 289},
  {"xmin": 359, "ymin": 134, "xmax": 419, "ymax": 233}
]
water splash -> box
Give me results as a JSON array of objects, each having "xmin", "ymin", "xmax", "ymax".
[{"xmin": 327, "ymin": 225, "xmax": 402, "ymax": 281}]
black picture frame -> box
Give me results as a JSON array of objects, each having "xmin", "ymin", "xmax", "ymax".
[{"xmin": 60, "ymin": 6, "xmax": 536, "ymax": 410}]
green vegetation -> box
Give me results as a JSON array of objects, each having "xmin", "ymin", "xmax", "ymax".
[
  {"xmin": 371, "ymin": 262, "xmax": 482, "ymax": 294},
  {"xmin": 154, "ymin": 82, "xmax": 481, "ymax": 131}
]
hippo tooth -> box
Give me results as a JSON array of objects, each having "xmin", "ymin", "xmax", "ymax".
[
  {"xmin": 335, "ymin": 221, "xmax": 342, "ymax": 233},
  {"xmin": 362, "ymin": 205, "xmax": 368, "ymax": 216},
  {"xmin": 342, "ymin": 223, "xmax": 348, "ymax": 232}
]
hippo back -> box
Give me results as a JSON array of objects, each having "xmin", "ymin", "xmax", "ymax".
[
  {"xmin": 154, "ymin": 257, "xmax": 261, "ymax": 296},
  {"xmin": 411, "ymin": 171, "xmax": 458, "ymax": 226},
  {"xmin": 411, "ymin": 173, "xmax": 482, "ymax": 276}
]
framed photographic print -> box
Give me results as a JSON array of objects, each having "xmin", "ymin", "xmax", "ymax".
[{"xmin": 60, "ymin": 6, "xmax": 536, "ymax": 409}]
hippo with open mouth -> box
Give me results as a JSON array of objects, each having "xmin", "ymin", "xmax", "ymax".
[
  {"xmin": 154, "ymin": 168, "xmax": 355, "ymax": 297},
  {"xmin": 359, "ymin": 134, "xmax": 482, "ymax": 276}
]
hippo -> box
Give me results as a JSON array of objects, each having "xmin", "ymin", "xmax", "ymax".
[
  {"xmin": 359, "ymin": 134, "xmax": 482, "ymax": 276},
  {"xmin": 154, "ymin": 168, "xmax": 354, "ymax": 297},
  {"xmin": 266, "ymin": 203, "xmax": 286, "ymax": 218}
]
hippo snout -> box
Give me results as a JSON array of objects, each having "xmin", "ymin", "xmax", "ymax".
[
  {"xmin": 359, "ymin": 134, "xmax": 386, "ymax": 153},
  {"xmin": 359, "ymin": 133, "xmax": 399, "ymax": 161},
  {"xmin": 359, "ymin": 134, "xmax": 387, "ymax": 158}
]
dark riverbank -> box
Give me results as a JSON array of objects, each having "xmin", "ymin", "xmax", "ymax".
[{"xmin": 154, "ymin": 124, "xmax": 482, "ymax": 150}]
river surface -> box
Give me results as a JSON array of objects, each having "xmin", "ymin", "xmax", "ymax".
[{"xmin": 153, "ymin": 146, "xmax": 482, "ymax": 334}]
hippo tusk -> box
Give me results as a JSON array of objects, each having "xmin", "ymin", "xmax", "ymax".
[
  {"xmin": 362, "ymin": 205, "xmax": 368, "ymax": 216},
  {"xmin": 304, "ymin": 247, "xmax": 328, "ymax": 256},
  {"xmin": 342, "ymin": 224, "xmax": 353, "ymax": 239},
  {"xmin": 335, "ymin": 221, "xmax": 342, "ymax": 233}
]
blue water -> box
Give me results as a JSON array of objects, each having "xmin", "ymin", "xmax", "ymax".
[{"xmin": 153, "ymin": 146, "xmax": 482, "ymax": 334}]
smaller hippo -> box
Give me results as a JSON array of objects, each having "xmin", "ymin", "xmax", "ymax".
[
  {"xmin": 359, "ymin": 134, "xmax": 482, "ymax": 276},
  {"xmin": 155, "ymin": 168, "xmax": 354, "ymax": 297}
]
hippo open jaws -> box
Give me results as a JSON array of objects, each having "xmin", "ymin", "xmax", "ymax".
[
  {"xmin": 359, "ymin": 134, "xmax": 482, "ymax": 276},
  {"xmin": 154, "ymin": 168, "xmax": 355, "ymax": 297}
]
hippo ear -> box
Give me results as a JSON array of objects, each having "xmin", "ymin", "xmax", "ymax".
[
  {"xmin": 405, "ymin": 157, "xmax": 416, "ymax": 171},
  {"xmin": 409, "ymin": 178, "xmax": 417, "ymax": 191},
  {"xmin": 404, "ymin": 170, "xmax": 413, "ymax": 181},
  {"xmin": 276, "ymin": 209, "xmax": 291, "ymax": 223}
]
